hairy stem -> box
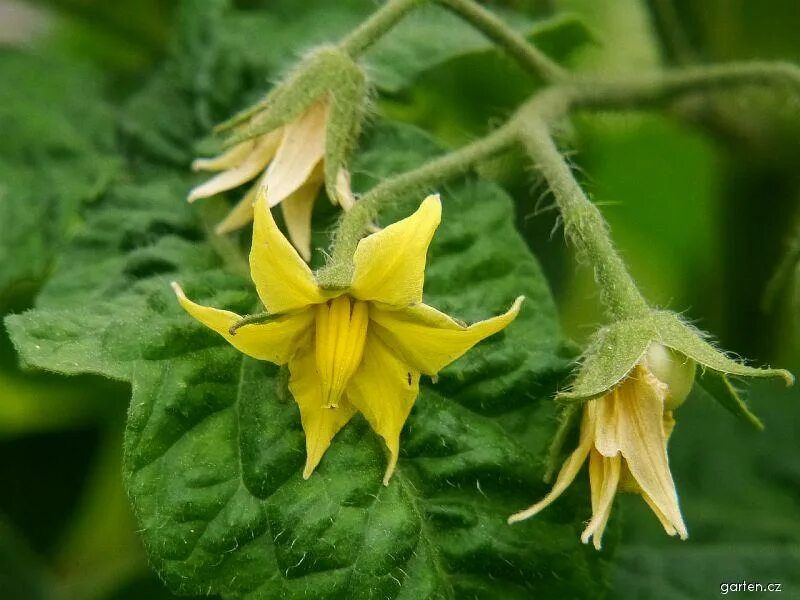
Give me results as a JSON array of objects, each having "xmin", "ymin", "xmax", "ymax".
[
  {"xmin": 520, "ymin": 118, "xmax": 650, "ymax": 320},
  {"xmin": 435, "ymin": 0, "xmax": 566, "ymax": 82},
  {"xmin": 569, "ymin": 62, "xmax": 800, "ymax": 111},
  {"xmin": 340, "ymin": 0, "xmax": 424, "ymax": 56},
  {"xmin": 317, "ymin": 122, "xmax": 518, "ymax": 287}
]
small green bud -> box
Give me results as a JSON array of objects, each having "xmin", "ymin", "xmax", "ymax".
[{"xmin": 644, "ymin": 343, "xmax": 696, "ymax": 410}]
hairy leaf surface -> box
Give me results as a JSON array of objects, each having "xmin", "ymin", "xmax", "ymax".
[{"xmin": 0, "ymin": 51, "xmax": 118, "ymax": 305}]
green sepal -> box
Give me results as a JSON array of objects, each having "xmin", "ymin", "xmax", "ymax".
[
  {"xmin": 323, "ymin": 63, "xmax": 369, "ymax": 204},
  {"xmin": 543, "ymin": 401, "xmax": 581, "ymax": 483},
  {"xmin": 698, "ymin": 370, "xmax": 765, "ymax": 431},
  {"xmin": 556, "ymin": 316, "xmax": 655, "ymax": 402},
  {"xmin": 219, "ymin": 47, "xmax": 365, "ymax": 146},
  {"xmin": 557, "ymin": 310, "xmax": 793, "ymax": 404},
  {"xmin": 652, "ymin": 311, "xmax": 793, "ymax": 385}
]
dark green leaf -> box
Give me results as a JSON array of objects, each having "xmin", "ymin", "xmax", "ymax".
[{"xmin": 0, "ymin": 50, "xmax": 118, "ymax": 306}]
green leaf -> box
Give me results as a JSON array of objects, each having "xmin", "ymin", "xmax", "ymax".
[
  {"xmin": 615, "ymin": 544, "xmax": 800, "ymax": 599},
  {"xmin": 0, "ymin": 50, "xmax": 119, "ymax": 306},
  {"xmin": 6, "ymin": 119, "xmax": 611, "ymax": 597}
]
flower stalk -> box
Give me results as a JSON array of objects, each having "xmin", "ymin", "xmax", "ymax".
[
  {"xmin": 317, "ymin": 120, "xmax": 519, "ymax": 288},
  {"xmin": 519, "ymin": 117, "xmax": 650, "ymax": 320},
  {"xmin": 340, "ymin": 0, "xmax": 425, "ymax": 57}
]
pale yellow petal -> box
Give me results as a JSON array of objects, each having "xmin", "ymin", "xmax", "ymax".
[
  {"xmin": 188, "ymin": 131, "xmax": 281, "ymax": 203},
  {"xmin": 639, "ymin": 487, "xmax": 679, "ymax": 537},
  {"xmin": 369, "ymin": 296, "xmax": 523, "ymax": 376},
  {"xmin": 288, "ymin": 345, "xmax": 356, "ymax": 479},
  {"xmin": 214, "ymin": 184, "xmax": 258, "ymax": 235},
  {"xmin": 334, "ymin": 169, "xmax": 355, "ymax": 210},
  {"xmin": 250, "ymin": 187, "xmax": 325, "ymax": 314},
  {"xmin": 171, "ymin": 282, "xmax": 313, "ymax": 364},
  {"xmin": 350, "ymin": 195, "xmax": 441, "ymax": 306},
  {"xmin": 280, "ymin": 177, "xmax": 322, "ymax": 262},
  {"xmin": 264, "ymin": 101, "xmax": 328, "ymax": 208},
  {"xmin": 615, "ymin": 367, "xmax": 688, "ymax": 540},
  {"xmin": 508, "ymin": 405, "xmax": 594, "ymax": 524},
  {"xmin": 345, "ymin": 332, "xmax": 420, "ymax": 485},
  {"xmin": 593, "ymin": 391, "xmax": 620, "ymax": 458},
  {"xmin": 582, "ymin": 451, "xmax": 621, "ymax": 549},
  {"xmin": 192, "ymin": 139, "xmax": 257, "ymax": 172}
]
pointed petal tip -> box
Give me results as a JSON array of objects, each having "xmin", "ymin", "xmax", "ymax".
[
  {"xmin": 187, "ymin": 189, "xmax": 204, "ymax": 203},
  {"xmin": 382, "ymin": 458, "xmax": 398, "ymax": 486},
  {"xmin": 506, "ymin": 505, "xmax": 541, "ymax": 524},
  {"xmin": 420, "ymin": 194, "xmax": 442, "ymax": 218},
  {"xmin": 780, "ymin": 369, "xmax": 795, "ymax": 386},
  {"xmin": 170, "ymin": 281, "xmax": 184, "ymax": 298}
]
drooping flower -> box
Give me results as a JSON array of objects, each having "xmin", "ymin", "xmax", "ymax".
[
  {"xmin": 189, "ymin": 100, "xmax": 354, "ymax": 261},
  {"xmin": 171, "ymin": 192, "xmax": 523, "ymax": 484},
  {"xmin": 508, "ymin": 344, "xmax": 694, "ymax": 548},
  {"xmin": 188, "ymin": 47, "xmax": 366, "ymax": 261}
]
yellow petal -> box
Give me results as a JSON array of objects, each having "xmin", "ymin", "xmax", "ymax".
[
  {"xmin": 280, "ymin": 175, "xmax": 323, "ymax": 262},
  {"xmin": 615, "ymin": 367, "xmax": 688, "ymax": 540},
  {"xmin": 593, "ymin": 391, "xmax": 620, "ymax": 458},
  {"xmin": 171, "ymin": 282, "xmax": 313, "ymax": 364},
  {"xmin": 264, "ymin": 101, "xmax": 327, "ymax": 208},
  {"xmin": 369, "ymin": 296, "xmax": 523, "ymax": 376},
  {"xmin": 639, "ymin": 486, "xmax": 679, "ymax": 537},
  {"xmin": 582, "ymin": 450, "xmax": 621, "ymax": 549},
  {"xmin": 334, "ymin": 169, "xmax": 355, "ymax": 210},
  {"xmin": 250, "ymin": 187, "xmax": 326, "ymax": 314},
  {"xmin": 192, "ymin": 139, "xmax": 257, "ymax": 172},
  {"xmin": 315, "ymin": 296, "xmax": 369, "ymax": 409},
  {"xmin": 350, "ymin": 195, "xmax": 442, "ymax": 305},
  {"xmin": 188, "ymin": 131, "xmax": 281, "ymax": 203},
  {"xmin": 214, "ymin": 182, "xmax": 259, "ymax": 235},
  {"xmin": 508, "ymin": 404, "xmax": 594, "ymax": 524},
  {"xmin": 345, "ymin": 332, "xmax": 420, "ymax": 485},
  {"xmin": 288, "ymin": 345, "xmax": 356, "ymax": 478}
]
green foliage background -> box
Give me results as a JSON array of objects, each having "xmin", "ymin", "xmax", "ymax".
[{"xmin": 1, "ymin": 0, "xmax": 799, "ymax": 598}]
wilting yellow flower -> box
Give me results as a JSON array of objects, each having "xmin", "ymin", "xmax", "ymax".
[
  {"xmin": 188, "ymin": 100, "xmax": 354, "ymax": 261},
  {"xmin": 171, "ymin": 192, "xmax": 522, "ymax": 484},
  {"xmin": 509, "ymin": 347, "xmax": 694, "ymax": 548}
]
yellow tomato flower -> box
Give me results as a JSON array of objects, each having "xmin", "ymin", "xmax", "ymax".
[
  {"xmin": 509, "ymin": 349, "xmax": 693, "ymax": 549},
  {"xmin": 188, "ymin": 100, "xmax": 354, "ymax": 261},
  {"xmin": 171, "ymin": 192, "xmax": 523, "ymax": 484}
]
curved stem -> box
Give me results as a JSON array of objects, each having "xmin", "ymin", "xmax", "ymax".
[
  {"xmin": 435, "ymin": 0, "xmax": 567, "ymax": 82},
  {"xmin": 340, "ymin": 0, "xmax": 425, "ymax": 57},
  {"xmin": 568, "ymin": 62, "xmax": 800, "ymax": 111},
  {"xmin": 317, "ymin": 122, "xmax": 518, "ymax": 287},
  {"xmin": 520, "ymin": 118, "xmax": 650, "ymax": 320}
]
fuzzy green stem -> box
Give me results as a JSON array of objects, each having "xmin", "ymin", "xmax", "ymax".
[
  {"xmin": 229, "ymin": 312, "xmax": 271, "ymax": 335},
  {"xmin": 317, "ymin": 122, "xmax": 518, "ymax": 287},
  {"xmin": 435, "ymin": 0, "xmax": 567, "ymax": 82},
  {"xmin": 520, "ymin": 118, "xmax": 650, "ymax": 320},
  {"xmin": 569, "ymin": 62, "xmax": 800, "ymax": 111},
  {"xmin": 340, "ymin": 0, "xmax": 425, "ymax": 57}
]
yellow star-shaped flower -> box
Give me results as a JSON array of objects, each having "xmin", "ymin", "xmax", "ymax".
[{"xmin": 172, "ymin": 192, "xmax": 523, "ymax": 484}]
